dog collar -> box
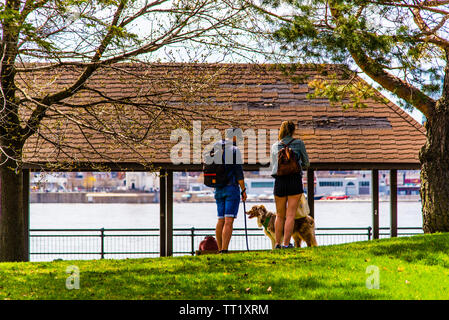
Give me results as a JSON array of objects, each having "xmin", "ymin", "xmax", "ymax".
[{"xmin": 262, "ymin": 215, "xmax": 271, "ymax": 230}]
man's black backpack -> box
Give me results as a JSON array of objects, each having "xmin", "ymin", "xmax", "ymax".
[{"xmin": 203, "ymin": 141, "xmax": 234, "ymax": 188}]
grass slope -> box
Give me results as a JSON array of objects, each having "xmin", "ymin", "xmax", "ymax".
[{"xmin": 1, "ymin": 233, "xmax": 449, "ymax": 300}]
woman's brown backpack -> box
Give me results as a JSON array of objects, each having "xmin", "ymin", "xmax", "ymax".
[{"xmin": 276, "ymin": 139, "xmax": 301, "ymax": 176}]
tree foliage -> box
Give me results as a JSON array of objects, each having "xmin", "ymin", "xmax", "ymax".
[
  {"xmin": 0, "ymin": 0, "xmax": 253, "ymax": 171},
  {"xmin": 248, "ymin": 0, "xmax": 449, "ymax": 116}
]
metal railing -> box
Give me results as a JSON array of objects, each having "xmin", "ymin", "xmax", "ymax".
[
  {"xmin": 28, "ymin": 226, "xmax": 423, "ymax": 261},
  {"xmin": 379, "ymin": 227, "xmax": 424, "ymax": 238}
]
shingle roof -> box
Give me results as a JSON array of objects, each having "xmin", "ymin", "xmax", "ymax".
[{"xmin": 20, "ymin": 63, "xmax": 426, "ymax": 170}]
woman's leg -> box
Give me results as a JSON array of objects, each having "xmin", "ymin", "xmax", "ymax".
[
  {"xmin": 283, "ymin": 194, "xmax": 301, "ymax": 246},
  {"xmin": 274, "ymin": 195, "xmax": 287, "ymax": 247}
]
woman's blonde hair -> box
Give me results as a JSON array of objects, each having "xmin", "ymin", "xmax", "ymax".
[{"xmin": 278, "ymin": 120, "xmax": 296, "ymax": 140}]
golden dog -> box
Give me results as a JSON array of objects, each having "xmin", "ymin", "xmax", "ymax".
[{"xmin": 246, "ymin": 204, "xmax": 318, "ymax": 249}]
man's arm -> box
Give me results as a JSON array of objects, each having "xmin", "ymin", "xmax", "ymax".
[
  {"xmin": 238, "ymin": 179, "xmax": 247, "ymax": 202},
  {"xmin": 234, "ymin": 147, "xmax": 247, "ymax": 201}
]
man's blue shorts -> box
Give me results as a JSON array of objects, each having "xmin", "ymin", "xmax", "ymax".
[{"xmin": 214, "ymin": 184, "xmax": 240, "ymax": 219}]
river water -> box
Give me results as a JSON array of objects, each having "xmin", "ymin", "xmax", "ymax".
[{"xmin": 30, "ymin": 200, "xmax": 423, "ymax": 229}]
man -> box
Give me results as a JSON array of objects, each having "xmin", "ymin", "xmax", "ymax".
[{"xmin": 212, "ymin": 128, "xmax": 246, "ymax": 254}]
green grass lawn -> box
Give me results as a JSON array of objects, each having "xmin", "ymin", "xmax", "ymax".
[{"xmin": 1, "ymin": 233, "xmax": 449, "ymax": 300}]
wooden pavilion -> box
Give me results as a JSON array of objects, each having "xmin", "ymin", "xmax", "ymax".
[{"xmin": 19, "ymin": 63, "xmax": 426, "ymax": 258}]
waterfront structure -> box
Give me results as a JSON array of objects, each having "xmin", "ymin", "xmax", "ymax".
[
  {"xmin": 31, "ymin": 172, "xmax": 68, "ymax": 192},
  {"xmin": 244, "ymin": 178, "xmax": 275, "ymax": 196},
  {"xmin": 314, "ymin": 171, "xmax": 385, "ymax": 196},
  {"xmin": 17, "ymin": 63, "xmax": 426, "ymax": 258},
  {"xmin": 316, "ymin": 174, "xmax": 371, "ymax": 196},
  {"xmin": 125, "ymin": 172, "xmax": 159, "ymax": 191}
]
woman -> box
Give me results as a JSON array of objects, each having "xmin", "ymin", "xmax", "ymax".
[{"xmin": 271, "ymin": 120, "xmax": 309, "ymax": 249}]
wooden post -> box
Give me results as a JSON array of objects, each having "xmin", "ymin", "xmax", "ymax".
[
  {"xmin": 372, "ymin": 169, "xmax": 379, "ymax": 239},
  {"xmin": 166, "ymin": 170, "xmax": 173, "ymax": 256},
  {"xmin": 307, "ymin": 168, "xmax": 315, "ymax": 218},
  {"xmin": 390, "ymin": 169, "xmax": 398, "ymax": 237},
  {"xmin": 22, "ymin": 169, "xmax": 30, "ymax": 261},
  {"xmin": 159, "ymin": 169, "xmax": 167, "ymax": 257},
  {"xmin": 100, "ymin": 228, "xmax": 105, "ymax": 259}
]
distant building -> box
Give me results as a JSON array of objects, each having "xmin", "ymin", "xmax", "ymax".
[
  {"xmin": 315, "ymin": 174, "xmax": 373, "ymax": 196},
  {"xmin": 188, "ymin": 183, "xmax": 211, "ymax": 193},
  {"xmin": 173, "ymin": 172, "xmax": 202, "ymax": 192},
  {"xmin": 125, "ymin": 172, "xmax": 159, "ymax": 191},
  {"xmin": 398, "ymin": 170, "xmax": 421, "ymax": 195},
  {"xmin": 245, "ymin": 178, "xmax": 275, "ymax": 195},
  {"xmin": 31, "ymin": 172, "xmax": 68, "ymax": 192}
]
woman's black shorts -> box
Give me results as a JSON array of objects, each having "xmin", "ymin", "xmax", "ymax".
[{"xmin": 273, "ymin": 173, "xmax": 304, "ymax": 197}]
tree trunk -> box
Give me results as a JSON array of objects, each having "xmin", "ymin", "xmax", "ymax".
[
  {"xmin": 0, "ymin": 160, "xmax": 27, "ymax": 262},
  {"xmin": 420, "ymin": 98, "xmax": 449, "ymax": 233}
]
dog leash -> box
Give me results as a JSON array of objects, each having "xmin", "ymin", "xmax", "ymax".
[{"xmin": 242, "ymin": 200, "xmax": 250, "ymax": 251}]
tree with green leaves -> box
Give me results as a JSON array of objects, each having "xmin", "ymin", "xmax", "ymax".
[
  {"xmin": 0, "ymin": 0, "xmax": 250, "ymax": 262},
  {"xmin": 249, "ymin": 0, "xmax": 449, "ymax": 233}
]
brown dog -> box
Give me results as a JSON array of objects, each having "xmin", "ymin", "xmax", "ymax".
[{"xmin": 246, "ymin": 204, "xmax": 318, "ymax": 249}]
